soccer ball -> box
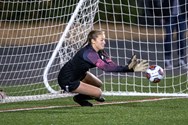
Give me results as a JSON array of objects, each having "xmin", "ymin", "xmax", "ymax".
[{"xmin": 145, "ymin": 65, "xmax": 164, "ymax": 83}]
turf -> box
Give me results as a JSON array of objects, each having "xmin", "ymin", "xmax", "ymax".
[{"xmin": 0, "ymin": 96, "xmax": 188, "ymax": 125}]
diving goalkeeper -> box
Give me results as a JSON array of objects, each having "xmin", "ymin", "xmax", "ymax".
[{"xmin": 58, "ymin": 30, "xmax": 148, "ymax": 106}]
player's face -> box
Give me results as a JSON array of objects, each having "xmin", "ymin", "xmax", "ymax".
[{"xmin": 92, "ymin": 34, "xmax": 106, "ymax": 52}]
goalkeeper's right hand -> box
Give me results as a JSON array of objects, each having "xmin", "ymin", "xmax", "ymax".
[
  {"xmin": 128, "ymin": 54, "xmax": 137, "ymax": 70},
  {"xmin": 133, "ymin": 60, "xmax": 148, "ymax": 72}
]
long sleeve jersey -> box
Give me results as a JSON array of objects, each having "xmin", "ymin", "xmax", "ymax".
[{"xmin": 58, "ymin": 44, "xmax": 132, "ymax": 81}]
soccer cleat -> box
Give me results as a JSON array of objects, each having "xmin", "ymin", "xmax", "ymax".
[
  {"xmin": 73, "ymin": 95, "xmax": 93, "ymax": 107},
  {"xmin": 95, "ymin": 97, "xmax": 105, "ymax": 102}
]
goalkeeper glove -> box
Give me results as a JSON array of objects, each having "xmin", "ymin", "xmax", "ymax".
[
  {"xmin": 128, "ymin": 54, "xmax": 137, "ymax": 70},
  {"xmin": 128, "ymin": 55, "xmax": 148, "ymax": 72},
  {"xmin": 133, "ymin": 60, "xmax": 148, "ymax": 72}
]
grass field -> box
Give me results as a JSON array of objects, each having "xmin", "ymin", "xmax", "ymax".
[{"xmin": 0, "ymin": 96, "xmax": 188, "ymax": 125}]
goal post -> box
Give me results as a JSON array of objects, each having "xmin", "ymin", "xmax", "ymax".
[
  {"xmin": 0, "ymin": 0, "xmax": 99, "ymax": 103},
  {"xmin": 43, "ymin": 0, "xmax": 99, "ymax": 94},
  {"xmin": 1, "ymin": 0, "xmax": 188, "ymax": 103},
  {"xmin": 43, "ymin": 0, "xmax": 89, "ymax": 94}
]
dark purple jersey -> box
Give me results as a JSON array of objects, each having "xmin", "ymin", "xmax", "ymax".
[{"xmin": 58, "ymin": 44, "xmax": 132, "ymax": 82}]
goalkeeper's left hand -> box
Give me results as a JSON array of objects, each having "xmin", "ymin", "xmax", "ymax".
[{"xmin": 133, "ymin": 60, "xmax": 148, "ymax": 72}]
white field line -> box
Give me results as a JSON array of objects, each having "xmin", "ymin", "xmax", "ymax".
[{"xmin": 0, "ymin": 97, "xmax": 183, "ymax": 113}]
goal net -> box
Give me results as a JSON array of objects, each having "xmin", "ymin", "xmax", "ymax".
[
  {"xmin": 0, "ymin": 0, "xmax": 99, "ymax": 103},
  {"xmin": 95, "ymin": 0, "xmax": 188, "ymax": 97},
  {"xmin": 0, "ymin": 0, "xmax": 188, "ymax": 103}
]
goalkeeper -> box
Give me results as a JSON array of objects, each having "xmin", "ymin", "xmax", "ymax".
[{"xmin": 58, "ymin": 30, "xmax": 148, "ymax": 106}]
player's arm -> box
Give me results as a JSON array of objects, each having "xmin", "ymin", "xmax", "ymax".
[
  {"xmin": 97, "ymin": 50, "xmax": 134, "ymax": 72},
  {"xmin": 86, "ymin": 51, "xmax": 148, "ymax": 72},
  {"xmin": 99, "ymin": 54, "xmax": 148, "ymax": 72},
  {"xmin": 86, "ymin": 51, "xmax": 130, "ymax": 72},
  {"xmin": 95, "ymin": 58, "xmax": 133, "ymax": 72}
]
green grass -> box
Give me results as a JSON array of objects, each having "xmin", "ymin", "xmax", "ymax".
[
  {"xmin": 104, "ymin": 74, "xmax": 188, "ymax": 94},
  {"xmin": 1, "ymin": 96, "xmax": 188, "ymax": 125},
  {"xmin": 0, "ymin": 75, "xmax": 187, "ymax": 125},
  {"xmin": 2, "ymin": 74, "xmax": 188, "ymax": 96}
]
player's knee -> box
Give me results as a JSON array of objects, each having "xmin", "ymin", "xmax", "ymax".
[
  {"xmin": 97, "ymin": 81, "xmax": 103, "ymax": 88},
  {"xmin": 96, "ymin": 88, "xmax": 103, "ymax": 97},
  {"xmin": 91, "ymin": 88, "xmax": 102, "ymax": 98}
]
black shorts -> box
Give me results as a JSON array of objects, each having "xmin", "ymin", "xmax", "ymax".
[
  {"xmin": 58, "ymin": 80, "xmax": 80, "ymax": 92},
  {"xmin": 57, "ymin": 73, "xmax": 86, "ymax": 92}
]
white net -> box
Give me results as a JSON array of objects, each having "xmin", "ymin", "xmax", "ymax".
[
  {"xmin": 0, "ymin": 0, "xmax": 99, "ymax": 102},
  {"xmin": 0, "ymin": 0, "xmax": 188, "ymax": 103},
  {"xmin": 94, "ymin": 0, "xmax": 188, "ymax": 96}
]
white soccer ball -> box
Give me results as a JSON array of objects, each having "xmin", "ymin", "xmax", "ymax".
[{"xmin": 145, "ymin": 65, "xmax": 164, "ymax": 83}]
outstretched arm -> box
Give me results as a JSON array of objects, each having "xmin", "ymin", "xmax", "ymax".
[
  {"xmin": 86, "ymin": 50, "xmax": 148, "ymax": 72},
  {"xmin": 95, "ymin": 58, "xmax": 132, "ymax": 72},
  {"xmin": 86, "ymin": 50, "xmax": 134, "ymax": 72}
]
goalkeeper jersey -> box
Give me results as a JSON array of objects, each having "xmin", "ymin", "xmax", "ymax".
[{"xmin": 58, "ymin": 44, "xmax": 132, "ymax": 81}]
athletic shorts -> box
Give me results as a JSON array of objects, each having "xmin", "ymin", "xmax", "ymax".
[
  {"xmin": 58, "ymin": 80, "xmax": 80, "ymax": 92},
  {"xmin": 57, "ymin": 73, "xmax": 86, "ymax": 92}
]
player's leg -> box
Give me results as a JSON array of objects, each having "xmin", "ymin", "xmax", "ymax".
[
  {"xmin": 177, "ymin": 15, "xmax": 187, "ymax": 67},
  {"xmin": 81, "ymin": 72, "xmax": 105, "ymax": 102},
  {"xmin": 164, "ymin": 17, "xmax": 175, "ymax": 68},
  {"xmin": 81, "ymin": 71, "xmax": 102, "ymax": 88},
  {"xmin": 73, "ymin": 82, "xmax": 102, "ymax": 97},
  {"xmin": 72, "ymin": 82, "xmax": 103, "ymax": 106}
]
